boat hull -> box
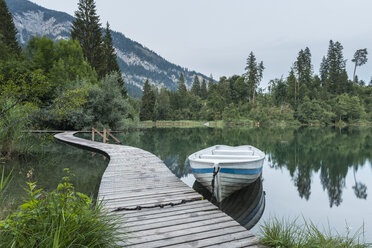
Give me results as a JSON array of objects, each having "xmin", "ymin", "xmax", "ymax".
[{"xmin": 189, "ymin": 145, "xmax": 265, "ymax": 202}]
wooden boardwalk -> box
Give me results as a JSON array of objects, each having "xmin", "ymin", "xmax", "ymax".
[{"xmin": 54, "ymin": 131, "xmax": 262, "ymax": 247}]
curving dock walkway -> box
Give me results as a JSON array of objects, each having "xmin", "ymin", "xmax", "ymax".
[{"xmin": 54, "ymin": 131, "xmax": 262, "ymax": 247}]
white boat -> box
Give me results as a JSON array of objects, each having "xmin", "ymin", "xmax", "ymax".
[{"xmin": 188, "ymin": 145, "xmax": 265, "ymax": 202}]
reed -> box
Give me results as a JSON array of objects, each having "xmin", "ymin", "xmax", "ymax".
[
  {"xmin": 0, "ymin": 167, "xmax": 12, "ymax": 210},
  {"xmin": 258, "ymin": 217, "xmax": 371, "ymax": 248}
]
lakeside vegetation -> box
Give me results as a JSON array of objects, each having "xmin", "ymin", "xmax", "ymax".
[
  {"xmin": 259, "ymin": 217, "xmax": 370, "ymax": 248},
  {"xmin": 139, "ymin": 45, "xmax": 371, "ymax": 126},
  {"xmin": 0, "ymin": 169, "xmax": 123, "ymax": 247}
]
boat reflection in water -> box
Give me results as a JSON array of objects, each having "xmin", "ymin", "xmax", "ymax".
[{"xmin": 193, "ymin": 177, "xmax": 265, "ymax": 230}]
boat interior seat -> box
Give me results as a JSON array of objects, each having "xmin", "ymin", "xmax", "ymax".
[
  {"xmin": 199, "ymin": 154, "xmax": 260, "ymax": 160},
  {"xmin": 212, "ymin": 150, "xmax": 254, "ymax": 156}
]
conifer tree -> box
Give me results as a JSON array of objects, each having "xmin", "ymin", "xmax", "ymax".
[
  {"xmin": 102, "ymin": 22, "xmax": 120, "ymax": 74},
  {"xmin": 286, "ymin": 69, "xmax": 298, "ymax": 109},
  {"xmin": 71, "ymin": 0, "xmax": 104, "ymax": 78},
  {"xmin": 176, "ymin": 73, "xmax": 188, "ymax": 107},
  {"xmin": 207, "ymin": 75, "xmax": 216, "ymax": 99},
  {"xmin": 352, "ymin": 48, "xmax": 368, "ymax": 83},
  {"xmin": 191, "ymin": 75, "xmax": 201, "ymax": 96},
  {"xmin": 140, "ymin": 79, "xmax": 155, "ymax": 121},
  {"xmin": 321, "ymin": 40, "xmax": 348, "ymax": 94},
  {"xmin": 0, "ymin": 0, "xmax": 21, "ymax": 55},
  {"xmin": 200, "ymin": 78, "xmax": 208, "ymax": 99},
  {"xmin": 178, "ymin": 73, "xmax": 187, "ymax": 94},
  {"xmin": 320, "ymin": 56, "xmax": 329, "ymax": 84},
  {"xmin": 294, "ymin": 47, "xmax": 312, "ymax": 87},
  {"xmin": 102, "ymin": 22, "xmax": 127, "ymax": 97},
  {"xmin": 244, "ymin": 52, "xmax": 264, "ymax": 103}
]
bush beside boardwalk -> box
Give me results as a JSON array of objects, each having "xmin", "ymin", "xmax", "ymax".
[{"xmin": 0, "ymin": 169, "xmax": 123, "ymax": 247}]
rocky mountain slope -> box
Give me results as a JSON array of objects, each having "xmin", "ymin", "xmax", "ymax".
[{"xmin": 6, "ymin": 0, "xmax": 211, "ymax": 97}]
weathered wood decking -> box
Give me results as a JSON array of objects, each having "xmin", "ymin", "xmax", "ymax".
[{"xmin": 54, "ymin": 131, "xmax": 262, "ymax": 247}]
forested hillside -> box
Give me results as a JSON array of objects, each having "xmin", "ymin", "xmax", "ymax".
[{"xmin": 5, "ymin": 0, "xmax": 212, "ymax": 97}]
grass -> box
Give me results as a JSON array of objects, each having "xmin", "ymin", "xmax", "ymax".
[
  {"xmin": 258, "ymin": 217, "xmax": 371, "ymax": 248},
  {"xmin": 139, "ymin": 119, "xmax": 303, "ymax": 129},
  {"xmin": 140, "ymin": 120, "xmax": 208, "ymax": 128},
  {"xmin": 0, "ymin": 167, "xmax": 12, "ymax": 213}
]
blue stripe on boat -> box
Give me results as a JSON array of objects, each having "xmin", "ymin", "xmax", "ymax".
[
  {"xmin": 191, "ymin": 167, "xmax": 262, "ymax": 174},
  {"xmin": 220, "ymin": 168, "xmax": 262, "ymax": 174},
  {"xmin": 191, "ymin": 168, "xmax": 214, "ymax": 173}
]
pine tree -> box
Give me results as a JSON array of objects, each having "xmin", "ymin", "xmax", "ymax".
[
  {"xmin": 207, "ymin": 75, "xmax": 216, "ymax": 99},
  {"xmin": 102, "ymin": 22, "xmax": 120, "ymax": 74},
  {"xmin": 352, "ymin": 48, "xmax": 368, "ymax": 83},
  {"xmin": 244, "ymin": 52, "xmax": 264, "ymax": 103},
  {"xmin": 200, "ymin": 78, "xmax": 208, "ymax": 99},
  {"xmin": 294, "ymin": 47, "xmax": 312, "ymax": 87},
  {"xmin": 286, "ymin": 69, "xmax": 298, "ymax": 109},
  {"xmin": 178, "ymin": 73, "xmax": 187, "ymax": 94},
  {"xmin": 322, "ymin": 40, "xmax": 348, "ymax": 94},
  {"xmin": 140, "ymin": 79, "xmax": 155, "ymax": 121},
  {"xmin": 0, "ymin": 0, "xmax": 21, "ymax": 56},
  {"xmin": 71, "ymin": 0, "xmax": 104, "ymax": 78},
  {"xmin": 319, "ymin": 56, "xmax": 329, "ymax": 84},
  {"xmin": 102, "ymin": 22, "xmax": 127, "ymax": 97},
  {"xmin": 191, "ymin": 75, "xmax": 201, "ymax": 96},
  {"xmin": 176, "ymin": 73, "xmax": 188, "ymax": 108}
]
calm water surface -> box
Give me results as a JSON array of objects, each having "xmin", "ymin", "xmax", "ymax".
[
  {"xmin": 3, "ymin": 127, "xmax": 372, "ymax": 241},
  {"xmin": 115, "ymin": 127, "xmax": 372, "ymax": 240},
  {"xmin": 2, "ymin": 133, "xmax": 108, "ymax": 213}
]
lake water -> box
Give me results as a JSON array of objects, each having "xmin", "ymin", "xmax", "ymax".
[
  {"xmin": 113, "ymin": 127, "xmax": 372, "ymax": 241},
  {"xmin": 1, "ymin": 133, "xmax": 108, "ymax": 214},
  {"xmin": 3, "ymin": 127, "xmax": 372, "ymax": 241}
]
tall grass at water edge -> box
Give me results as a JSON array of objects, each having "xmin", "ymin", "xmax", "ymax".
[{"xmin": 259, "ymin": 217, "xmax": 371, "ymax": 248}]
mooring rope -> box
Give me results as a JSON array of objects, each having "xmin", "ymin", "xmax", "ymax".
[
  {"xmin": 112, "ymin": 198, "xmax": 202, "ymax": 212},
  {"xmin": 211, "ymin": 166, "xmax": 220, "ymax": 202}
]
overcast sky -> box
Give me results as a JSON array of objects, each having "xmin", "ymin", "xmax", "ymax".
[{"xmin": 31, "ymin": 0, "xmax": 372, "ymax": 87}]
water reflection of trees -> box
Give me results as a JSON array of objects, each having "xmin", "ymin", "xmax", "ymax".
[
  {"xmin": 2, "ymin": 134, "xmax": 108, "ymax": 212},
  {"xmin": 122, "ymin": 127, "xmax": 372, "ymax": 208}
]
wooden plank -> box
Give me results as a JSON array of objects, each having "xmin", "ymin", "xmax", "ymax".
[
  {"xmin": 127, "ymin": 215, "xmax": 233, "ymax": 237},
  {"xmin": 123, "ymin": 204, "xmax": 218, "ymax": 223},
  {"xmin": 104, "ymin": 198, "xmax": 202, "ymax": 210},
  {"xmin": 203, "ymin": 236, "xmax": 260, "ymax": 248},
  {"xmin": 99, "ymin": 187, "xmax": 195, "ymax": 198},
  {"xmin": 121, "ymin": 212, "xmax": 228, "ymax": 231},
  {"xmin": 125, "ymin": 226, "xmax": 248, "ymax": 248},
  {"xmin": 102, "ymin": 191, "xmax": 201, "ymax": 204},
  {"xmin": 101, "ymin": 190, "xmax": 199, "ymax": 201},
  {"xmin": 111, "ymin": 200, "xmax": 213, "ymax": 218},
  {"xmin": 127, "ymin": 220, "xmax": 240, "ymax": 245}
]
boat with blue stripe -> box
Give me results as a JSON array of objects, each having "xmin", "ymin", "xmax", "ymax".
[{"xmin": 188, "ymin": 145, "xmax": 265, "ymax": 202}]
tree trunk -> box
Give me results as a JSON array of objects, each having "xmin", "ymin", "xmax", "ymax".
[{"xmin": 353, "ymin": 62, "xmax": 357, "ymax": 83}]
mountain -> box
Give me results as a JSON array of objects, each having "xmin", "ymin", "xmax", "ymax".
[{"xmin": 6, "ymin": 0, "xmax": 212, "ymax": 97}]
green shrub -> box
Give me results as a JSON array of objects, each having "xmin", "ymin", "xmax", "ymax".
[{"xmin": 0, "ymin": 169, "xmax": 123, "ymax": 247}]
